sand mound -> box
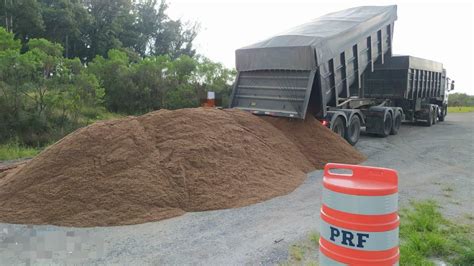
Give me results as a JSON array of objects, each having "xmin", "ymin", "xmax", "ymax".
[
  {"xmin": 261, "ymin": 115, "xmax": 367, "ymax": 169},
  {"xmin": 0, "ymin": 108, "xmax": 365, "ymax": 227}
]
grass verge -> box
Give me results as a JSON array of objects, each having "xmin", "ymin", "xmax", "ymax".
[
  {"xmin": 399, "ymin": 200, "xmax": 474, "ymax": 265},
  {"xmin": 281, "ymin": 201, "xmax": 473, "ymax": 265},
  {"xmin": 0, "ymin": 141, "xmax": 42, "ymax": 161},
  {"xmin": 448, "ymin": 106, "xmax": 474, "ymax": 113},
  {"xmin": 281, "ymin": 232, "xmax": 319, "ymax": 265}
]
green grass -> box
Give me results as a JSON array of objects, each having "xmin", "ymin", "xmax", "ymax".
[
  {"xmin": 0, "ymin": 141, "xmax": 42, "ymax": 161},
  {"xmin": 94, "ymin": 111, "xmax": 124, "ymax": 121},
  {"xmin": 289, "ymin": 245, "xmax": 305, "ymax": 261},
  {"xmin": 399, "ymin": 200, "xmax": 474, "ymax": 265},
  {"xmin": 309, "ymin": 232, "xmax": 319, "ymax": 246},
  {"xmin": 448, "ymin": 106, "xmax": 474, "ymax": 113},
  {"xmin": 78, "ymin": 107, "xmax": 124, "ymax": 124},
  {"xmin": 280, "ymin": 231, "xmax": 320, "ymax": 265},
  {"xmin": 280, "ymin": 201, "xmax": 473, "ymax": 266}
]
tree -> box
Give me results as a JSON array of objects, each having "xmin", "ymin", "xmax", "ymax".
[
  {"xmin": 0, "ymin": 0, "xmax": 233, "ymax": 145},
  {"xmin": 192, "ymin": 57, "xmax": 236, "ymax": 106},
  {"xmin": 1, "ymin": 0, "xmax": 45, "ymax": 42},
  {"xmin": 0, "ymin": 42, "xmax": 25, "ymax": 140},
  {"xmin": 449, "ymin": 93, "xmax": 474, "ymax": 107},
  {"xmin": 1, "ymin": 0, "xmax": 200, "ymax": 60},
  {"xmin": 82, "ymin": 0, "xmax": 133, "ymax": 60},
  {"xmin": 88, "ymin": 49, "xmax": 141, "ymax": 113},
  {"xmin": 0, "ymin": 28, "xmax": 105, "ymax": 144},
  {"xmin": 165, "ymin": 83, "xmax": 198, "ymax": 109},
  {"xmin": 39, "ymin": 0, "xmax": 91, "ymax": 58},
  {"xmin": 153, "ymin": 14, "xmax": 199, "ymax": 58},
  {"xmin": 132, "ymin": 0, "xmax": 163, "ymax": 56},
  {"xmin": 162, "ymin": 55, "xmax": 198, "ymax": 108},
  {"xmin": 132, "ymin": 55, "xmax": 170, "ymax": 110},
  {"xmin": 0, "ymin": 26, "xmax": 20, "ymax": 51}
]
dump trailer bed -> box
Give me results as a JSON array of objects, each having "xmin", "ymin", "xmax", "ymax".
[
  {"xmin": 230, "ymin": 5, "xmax": 398, "ymax": 119},
  {"xmin": 364, "ymin": 55, "xmax": 444, "ymax": 100},
  {"xmin": 363, "ymin": 55, "xmax": 449, "ymax": 122}
]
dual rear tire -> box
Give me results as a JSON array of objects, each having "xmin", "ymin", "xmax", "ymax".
[
  {"xmin": 331, "ymin": 109, "xmax": 401, "ymax": 145},
  {"xmin": 439, "ymin": 105, "xmax": 447, "ymax": 122},
  {"xmin": 331, "ymin": 117, "xmax": 345, "ymax": 139},
  {"xmin": 425, "ymin": 106, "xmax": 437, "ymax": 127},
  {"xmin": 330, "ymin": 116, "xmax": 361, "ymax": 146},
  {"xmin": 366, "ymin": 107, "xmax": 401, "ymax": 137},
  {"xmin": 345, "ymin": 115, "xmax": 361, "ymax": 146},
  {"xmin": 381, "ymin": 111, "xmax": 393, "ymax": 137},
  {"xmin": 390, "ymin": 111, "xmax": 402, "ymax": 135},
  {"xmin": 378, "ymin": 110, "xmax": 400, "ymax": 137}
]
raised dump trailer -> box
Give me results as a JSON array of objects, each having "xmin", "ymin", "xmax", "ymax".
[
  {"xmin": 230, "ymin": 5, "xmax": 454, "ymax": 145},
  {"xmin": 231, "ymin": 5, "xmax": 397, "ymax": 119}
]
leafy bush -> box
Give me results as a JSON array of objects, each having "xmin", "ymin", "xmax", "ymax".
[{"xmin": 0, "ymin": 27, "xmax": 235, "ymax": 147}]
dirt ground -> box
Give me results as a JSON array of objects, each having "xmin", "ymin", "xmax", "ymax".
[{"xmin": 0, "ymin": 112, "xmax": 472, "ymax": 265}]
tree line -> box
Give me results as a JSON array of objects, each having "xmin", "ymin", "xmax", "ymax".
[
  {"xmin": 1, "ymin": 0, "xmax": 197, "ymax": 60},
  {"xmin": 448, "ymin": 93, "xmax": 474, "ymax": 107},
  {"xmin": 0, "ymin": 1, "xmax": 235, "ymax": 147}
]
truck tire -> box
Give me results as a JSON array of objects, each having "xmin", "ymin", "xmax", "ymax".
[
  {"xmin": 380, "ymin": 111, "xmax": 393, "ymax": 137},
  {"xmin": 390, "ymin": 111, "xmax": 402, "ymax": 135},
  {"xmin": 345, "ymin": 115, "xmax": 361, "ymax": 145},
  {"xmin": 439, "ymin": 105, "xmax": 447, "ymax": 122},
  {"xmin": 425, "ymin": 108, "xmax": 433, "ymax": 127},
  {"xmin": 432, "ymin": 107, "xmax": 438, "ymax": 125},
  {"xmin": 331, "ymin": 117, "xmax": 345, "ymax": 139}
]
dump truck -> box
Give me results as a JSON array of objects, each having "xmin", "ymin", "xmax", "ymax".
[{"xmin": 229, "ymin": 5, "xmax": 454, "ymax": 145}]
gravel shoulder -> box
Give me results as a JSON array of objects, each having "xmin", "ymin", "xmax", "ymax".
[{"xmin": 1, "ymin": 113, "xmax": 473, "ymax": 265}]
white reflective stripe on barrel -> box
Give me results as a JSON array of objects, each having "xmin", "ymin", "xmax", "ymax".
[
  {"xmin": 323, "ymin": 188, "xmax": 398, "ymax": 215},
  {"xmin": 320, "ymin": 220, "xmax": 399, "ymax": 251},
  {"xmin": 320, "ymin": 250, "xmax": 399, "ymax": 266},
  {"xmin": 319, "ymin": 251, "xmax": 345, "ymax": 266}
]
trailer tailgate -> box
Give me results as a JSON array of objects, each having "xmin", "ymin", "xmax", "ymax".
[{"xmin": 230, "ymin": 70, "xmax": 316, "ymax": 119}]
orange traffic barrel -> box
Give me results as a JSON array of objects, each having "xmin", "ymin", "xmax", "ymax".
[{"xmin": 319, "ymin": 163, "xmax": 399, "ymax": 265}]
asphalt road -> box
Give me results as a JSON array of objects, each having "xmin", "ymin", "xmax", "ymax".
[{"xmin": 1, "ymin": 113, "xmax": 473, "ymax": 265}]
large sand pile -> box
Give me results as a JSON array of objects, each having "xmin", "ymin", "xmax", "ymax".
[
  {"xmin": 261, "ymin": 115, "xmax": 366, "ymax": 169},
  {"xmin": 0, "ymin": 108, "xmax": 365, "ymax": 227}
]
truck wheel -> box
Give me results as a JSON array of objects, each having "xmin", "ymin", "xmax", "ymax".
[
  {"xmin": 331, "ymin": 117, "xmax": 345, "ymax": 139},
  {"xmin": 381, "ymin": 111, "xmax": 393, "ymax": 137},
  {"xmin": 439, "ymin": 105, "xmax": 447, "ymax": 122},
  {"xmin": 345, "ymin": 115, "xmax": 361, "ymax": 145},
  {"xmin": 390, "ymin": 111, "xmax": 402, "ymax": 135},
  {"xmin": 426, "ymin": 108, "xmax": 433, "ymax": 127},
  {"xmin": 432, "ymin": 107, "xmax": 438, "ymax": 125}
]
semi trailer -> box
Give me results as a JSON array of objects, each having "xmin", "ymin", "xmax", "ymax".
[{"xmin": 229, "ymin": 5, "xmax": 454, "ymax": 145}]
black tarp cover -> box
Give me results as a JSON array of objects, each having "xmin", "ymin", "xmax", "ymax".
[{"xmin": 235, "ymin": 5, "xmax": 397, "ymax": 71}]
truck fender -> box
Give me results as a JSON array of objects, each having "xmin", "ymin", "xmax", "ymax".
[
  {"xmin": 365, "ymin": 106, "xmax": 392, "ymax": 135},
  {"xmin": 366, "ymin": 106, "xmax": 391, "ymax": 118}
]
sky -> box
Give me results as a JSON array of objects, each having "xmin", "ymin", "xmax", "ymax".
[{"xmin": 167, "ymin": 0, "xmax": 474, "ymax": 94}]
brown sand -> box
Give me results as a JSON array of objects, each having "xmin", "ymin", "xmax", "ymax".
[
  {"xmin": 261, "ymin": 115, "xmax": 367, "ymax": 169},
  {"xmin": 0, "ymin": 108, "xmax": 365, "ymax": 227},
  {"xmin": 0, "ymin": 160, "xmax": 29, "ymax": 173}
]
